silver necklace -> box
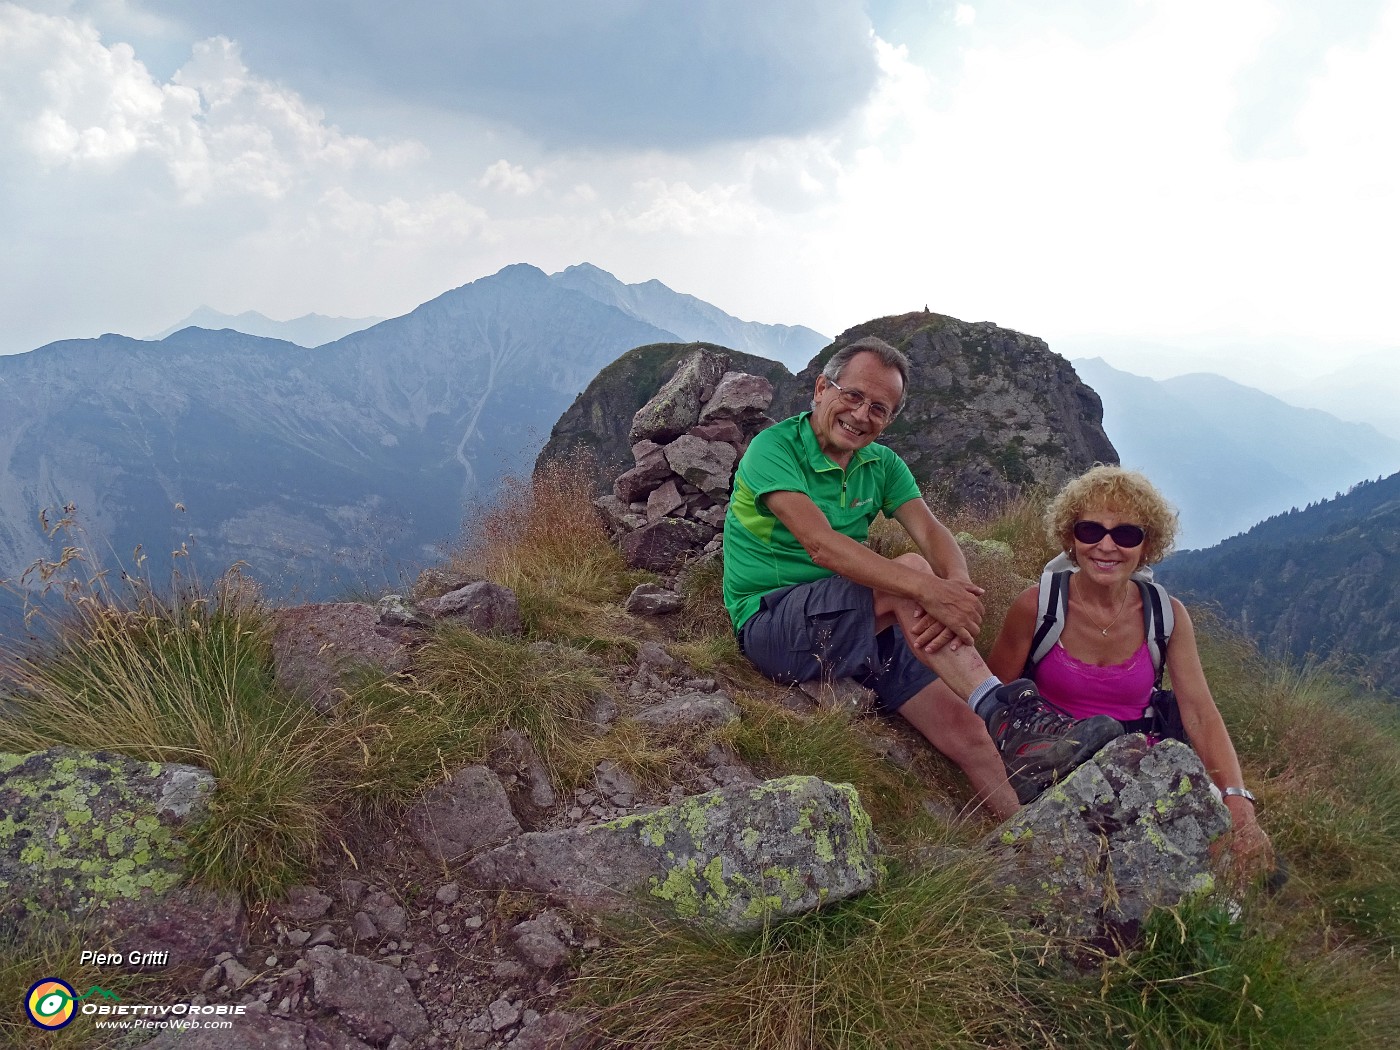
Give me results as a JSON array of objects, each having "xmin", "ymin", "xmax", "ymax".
[{"xmin": 1081, "ymin": 586, "xmax": 1131, "ymax": 637}]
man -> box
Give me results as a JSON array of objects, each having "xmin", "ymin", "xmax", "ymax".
[{"xmin": 722, "ymin": 336, "xmax": 1122, "ymax": 817}]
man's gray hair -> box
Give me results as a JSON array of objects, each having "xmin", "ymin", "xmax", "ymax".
[{"xmin": 820, "ymin": 336, "xmax": 911, "ymax": 415}]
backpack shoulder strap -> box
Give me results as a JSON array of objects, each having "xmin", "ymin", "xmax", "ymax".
[
  {"xmin": 1025, "ymin": 569, "xmax": 1071, "ymax": 676},
  {"xmin": 1135, "ymin": 578, "xmax": 1175, "ymax": 686}
]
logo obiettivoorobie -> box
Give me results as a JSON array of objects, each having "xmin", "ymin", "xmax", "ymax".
[{"xmin": 25, "ymin": 978, "xmax": 78, "ymax": 1029}]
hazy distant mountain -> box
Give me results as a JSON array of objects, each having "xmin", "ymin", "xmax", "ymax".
[
  {"xmin": 150, "ymin": 307, "xmax": 383, "ymax": 347},
  {"xmin": 1274, "ymin": 347, "xmax": 1400, "ymax": 442},
  {"xmin": 1074, "ymin": 358, "xmax": 1400, "ymax": 550},
  {"xmin": 0, "ymin": 264, "xmax": 675, "ymax": 606},
  {"xmin": 1159, "ymin": 472, "xmax": 1400, "ymax": 697},
  {"xmin": 548, "ymin": 263, "xmax": 828, "ymax": 370}
]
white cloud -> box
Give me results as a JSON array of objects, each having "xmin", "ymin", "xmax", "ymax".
[
  {"xmin": 954, "ymin": 5, "xmax": 976, "ymax": 28},
  {"xmin": 625, "ymin": 177, "xmax": 766, "ymax": 236},
  {"xmin": 313, "ymin": 188, "xmax": 486, "ymax": 244},
  {"xmin": 0, "ymin": 7, "xmax": 425, "ymax": 202},
  {"xmin": 478, "ymin": 159, "xmax": 542, "ymax": 196}
]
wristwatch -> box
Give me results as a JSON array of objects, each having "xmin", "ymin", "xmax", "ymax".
[{"xmin": 1221, "ymin": 786, "xmax": 1256, "ymax": 804}]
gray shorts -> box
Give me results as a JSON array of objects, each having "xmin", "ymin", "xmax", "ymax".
[{"xmin": 738, "ymin": 575, "xmax": 937, "ymax": 714}]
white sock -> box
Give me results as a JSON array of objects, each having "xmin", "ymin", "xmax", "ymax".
[{"xmin": 967, "ymin": 676, "xmax": 1002, "ymax": 718}]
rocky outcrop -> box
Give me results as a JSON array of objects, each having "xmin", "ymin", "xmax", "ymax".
[
  {"xmin": 986, "ymin": 735, "xmax": 1230, "ymax": 944},
  {"xmin": 592, "ymin": 347, "xmax": 780, "ymax": 571},
  {"xmin": 541, "ymin": 313, "xmax": 1117, "ymax": 511},
  {"xmin": 767, "ymin": 313, "xmax": 1118, "ymax": 506},
  {"xmin": 465, "ymin": 775, "xmax": 882, "ymax": 931},
  {"xmin": 537, "ymin": 341, "xmax": 796, "ymax": 492},
  {"xmin": 0, "ymin": 748, "xmax": 244, "ymax": 967}
]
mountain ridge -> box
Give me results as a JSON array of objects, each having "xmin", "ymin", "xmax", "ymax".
[
  {"xmin": 1072, "ymin": 357, "xmax": 1400, "ymax": 550},
  {"xmin": 1159, "ymin": 472, "xmax": 1400, "ymax": 696}
]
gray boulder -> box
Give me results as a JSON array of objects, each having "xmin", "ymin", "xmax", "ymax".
[
  {"xmin": 0, "ymin": 748, "xmax": 244, "ymax": 966},
  {"xmin": 620, "ymin": 517, "xmax": 714, "ymax": 572},
  {"xmin": 306, "ymin": 945, "xmax": 429, "ymax": 1044},
  {"xmin": 699, "ymin": 371, "xmax": 775, "ymax": 425},
  {"xmin": 632, "ymin": 691, "xmax": 741, "ymax": 729},
  {"xmin": 663, "ymin": 434, "xmax": 738, "ymax": 498},
  {"xmin": 624, "ymin": 583, "xmax": 684, "ymax": 615},
  {"xmin": 629, "ymin": 349, "xmax": 728, "ymax": 444},
  {"xmin": 407, "ymin": 765, "xmax": 523, "ymax": 863},
  {"xmin": 270, "ymin": 603, "xmax": 416, "ymax": 714},
  {"xmin": 986, "ymin": 735, "xmax": 1230, "ymax": 942},
  {"xmin": 465, "ymin": 775, "xmax": 882, "ymax": 930},
  {"xmin": 418, "ymin": 581, "xmax": 523, "ymax": 637}
]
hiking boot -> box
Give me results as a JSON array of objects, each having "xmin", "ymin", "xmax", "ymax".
[{"xmin": 981, "ymin": 679, "xmax": 1124, "ymax": 804}]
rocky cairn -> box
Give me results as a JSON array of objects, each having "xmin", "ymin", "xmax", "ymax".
[{"xmin": 593, "ymin": 348, "xmax": 775, "ymax": 572}]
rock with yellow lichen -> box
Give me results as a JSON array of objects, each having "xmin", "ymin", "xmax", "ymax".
[
  {"xmin": 984, "ymin": 735, "xmax": 1229, "ymax": 944},
  {"xmin": 465, "ymin": 774, "xmax": 882, "ymax": 931},
  {"xmin": 0, "ymin": 747, "xmax": 244, "ymax": 966}
]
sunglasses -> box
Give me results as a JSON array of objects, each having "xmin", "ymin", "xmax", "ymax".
[{"xmin": 1073, "ymin": 520, "xmax": 1146, "ymax": 548}]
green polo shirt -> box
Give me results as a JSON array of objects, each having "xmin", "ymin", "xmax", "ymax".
[{"xmin": 722, "ymin": 412, "xmax": 922, "ymax": 630}]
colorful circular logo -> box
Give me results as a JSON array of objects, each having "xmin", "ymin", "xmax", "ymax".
[{"xmin": 26, "ymin": 978, "xmax": 77, "ymax": 1029}]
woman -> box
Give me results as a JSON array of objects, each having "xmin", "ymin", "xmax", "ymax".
[{"xmin": 989, "ymin": 465, "xmax": 1273, "ymax": 878}]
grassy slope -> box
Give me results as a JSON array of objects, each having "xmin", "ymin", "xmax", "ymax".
[{"xmin": 2, "ymin": 463, "xmax": 1398, "ymax": 1048}]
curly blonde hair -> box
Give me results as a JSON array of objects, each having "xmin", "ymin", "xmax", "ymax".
[{"xmin": 1044, "ymin": 465, "xmax": 1180, "ymax": 565}]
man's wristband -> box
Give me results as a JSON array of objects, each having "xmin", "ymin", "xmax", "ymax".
[{"xmin": 1221, "ymin": 786, "xmax": 1256, "ymax": 805}]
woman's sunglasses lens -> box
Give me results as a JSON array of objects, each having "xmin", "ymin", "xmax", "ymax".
[{"xmin": 1073, "ymin": 521, "xmax": 1145, "ymax": 548}]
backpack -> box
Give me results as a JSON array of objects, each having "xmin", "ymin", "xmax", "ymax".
[{"xmin": 1024, "ymin": 552, "xmax": 1181, "ymax": 737}]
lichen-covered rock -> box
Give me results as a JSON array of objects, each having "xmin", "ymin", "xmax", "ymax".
[
  {"xmin": 375, "ymin": 593, "xmax": 427, "ymax": 629},
  {"xmin": 986, "ymin": 736, "xmax": 1230, "ymax": 943},
  {"xmin": 0, "ymin": 748, "xmax": 243, "ymax": 965},
  {"xmin": 629, "ymin": 348, "xmax": 728, "ymax": 444},
  {"xmin": 465, "ymin": 775, "xmax": 882, "ymax": 931}
]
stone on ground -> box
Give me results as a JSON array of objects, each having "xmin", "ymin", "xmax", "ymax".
[{"xmin": 465, "ymin": 775, "xmax": 882, "ymax": 931}]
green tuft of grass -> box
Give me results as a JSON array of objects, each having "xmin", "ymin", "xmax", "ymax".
[
  {"xmin": 726, "ymin": 699, "xmax": 956, "ymax": 841},
  {"xmin": 410, "ymin": 627, "xmax": 607, "ymax": 792},
  {"xmin": 1044, "ymin": 897, "xmax": 1400, "ymax": 1049},
  {"xmin": 0, "ymin": 573, "xmax": 338, "ymax": 900},
  {"xmin": 575, "ymin": 858, "xmax": 1034, "ymax": 1050}
]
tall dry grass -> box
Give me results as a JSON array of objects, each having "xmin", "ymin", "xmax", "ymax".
[{"xmin": 449, "ymin": 450, "xmax": 645, "ymax": 648}]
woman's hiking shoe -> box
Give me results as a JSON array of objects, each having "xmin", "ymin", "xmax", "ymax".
[{"xmin": 981, "ymin": 679, "xmax": 1125, "ymax": 804}]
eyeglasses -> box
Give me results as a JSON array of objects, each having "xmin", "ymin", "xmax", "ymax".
[
  {"xmin": 826, "ymin": 380, "xmax": 895, "ymax": 424},
  {"xmin": 1073, "ymin": 521, "xmax": 1146, "ymax": 548}
]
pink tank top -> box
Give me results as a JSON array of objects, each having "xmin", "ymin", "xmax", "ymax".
[{"xmin": 1035, "ymin": 641, "xmax": 1155, "ymax": 722}]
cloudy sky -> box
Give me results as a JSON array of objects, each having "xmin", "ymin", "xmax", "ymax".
[{"xmin": 2, "ymin": 0, "xmax": 1397, "ymax": 390}]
